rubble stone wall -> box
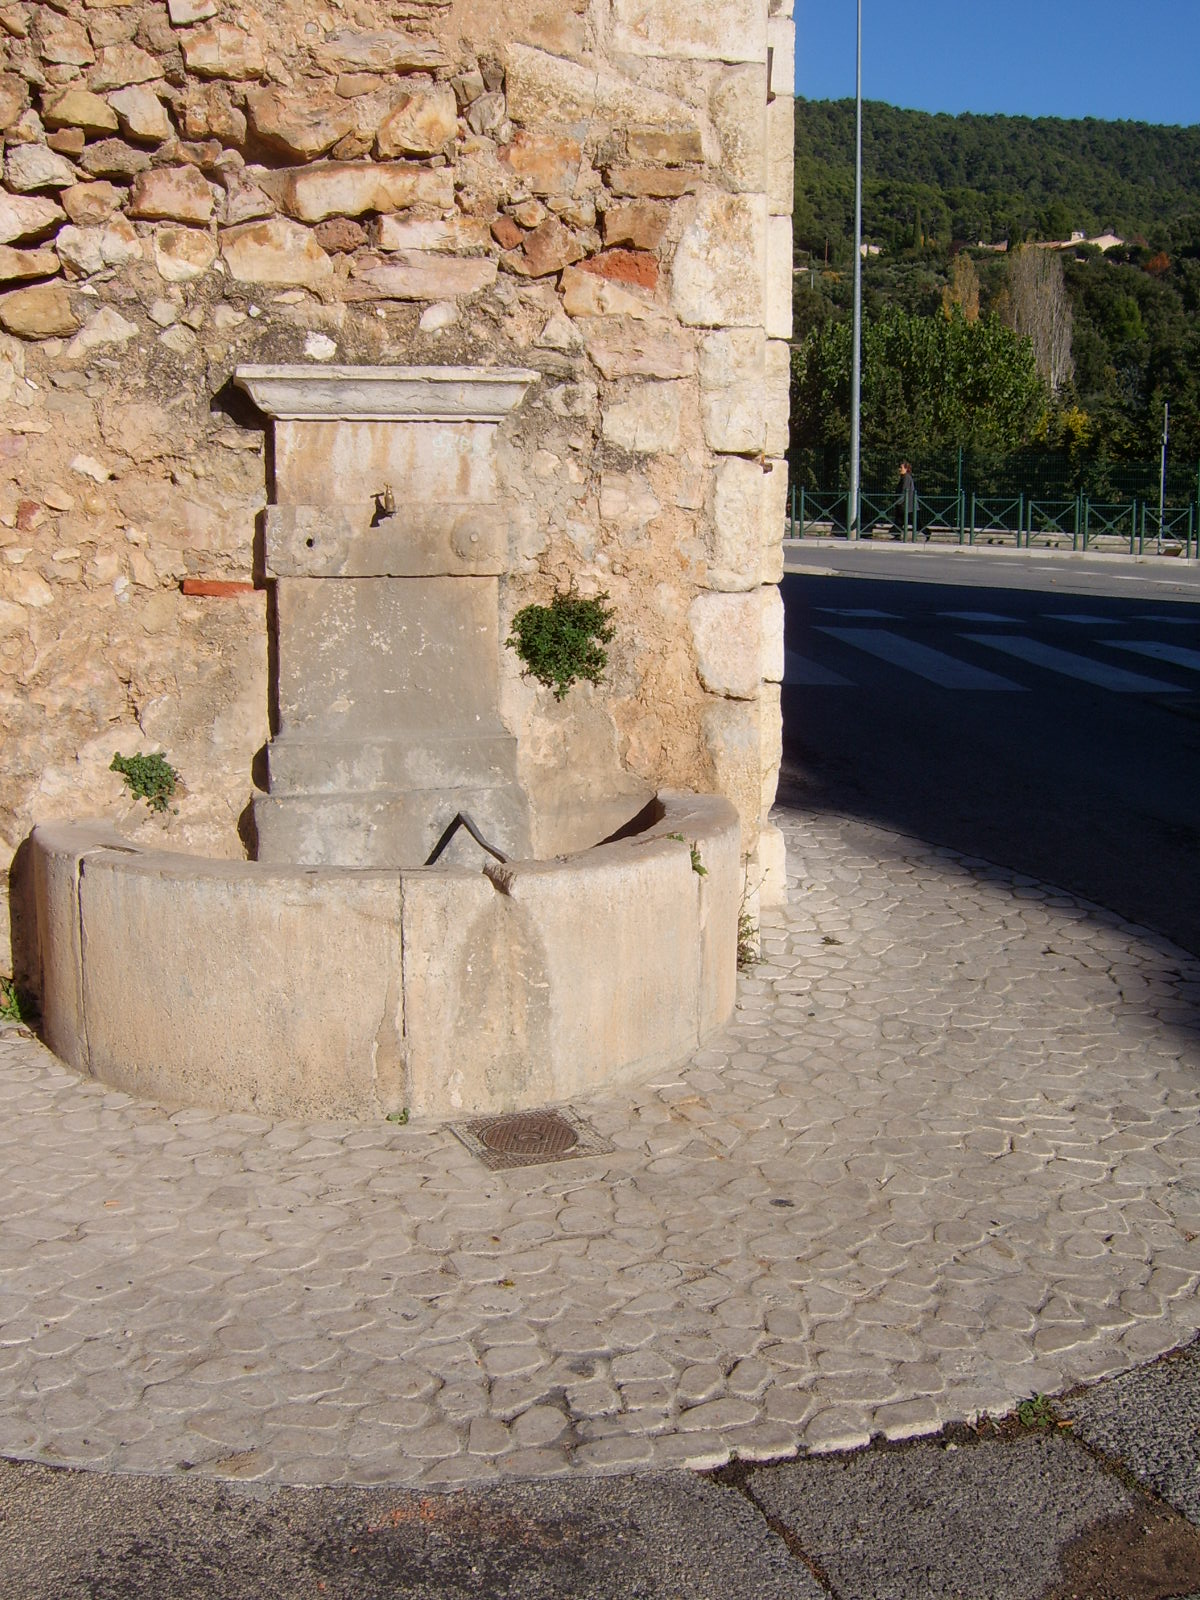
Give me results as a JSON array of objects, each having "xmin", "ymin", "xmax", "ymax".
[{"xmin": 0, "ymin": 0, "xmax": 793, "ymax": 980}]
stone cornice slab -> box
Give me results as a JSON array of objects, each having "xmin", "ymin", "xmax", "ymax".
[{"xmin": 233, "ymin": 365, "xmax": 540, "ymax": 422}]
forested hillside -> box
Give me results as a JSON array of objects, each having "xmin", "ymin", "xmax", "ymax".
[{"xmin": 791, "ymin": 100, "xmax": 1200, "ymax": 477}]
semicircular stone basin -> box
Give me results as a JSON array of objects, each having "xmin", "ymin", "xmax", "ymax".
[{"xmin": 31, "ymin": 791, "xmax": 739, "ymax": 1121}]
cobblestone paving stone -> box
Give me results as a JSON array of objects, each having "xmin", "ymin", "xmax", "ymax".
[{"xmin": 1, "ymin": 806, "xmax": 1199, "ymax": 1489}]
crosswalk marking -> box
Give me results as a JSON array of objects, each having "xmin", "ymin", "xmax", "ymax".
[
  {"xmin": 817, "ymin": 627, "xmax": 1024, "ymax": 690},
  {"xmin": 1134, "ymin": 615, "xmax": 1200, "ymax": 625},
  {"xmin": 940, "ymin": 611, "xmax": 1015, "ymax": 623},
  {"xmin": 813, "ymin": 607, "xmax": 899, "ymax": 618},
  {"xmin": 1043, "ymin": 614, "xmax": 1125, "ymax": 625},
  {"xmin": 783, "ymin": 649, "xmax": 852, "ymax": 687},
  {"xmin": 962, "ymin": 634, "xmax": 1187, "ymax": 693},
  {"xmin": 1110, "ymin": 640, "xmax": 1200, "ymax": 675}
]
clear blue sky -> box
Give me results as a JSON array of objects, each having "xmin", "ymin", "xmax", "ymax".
[{"xmin": 795, "ymin": 0, "xmax": 1200, "ymax": 126}]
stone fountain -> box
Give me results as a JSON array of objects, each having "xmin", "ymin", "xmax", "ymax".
[{"xmin": 30, "ymin": 367, "xmax": 740, "ymax": 1121}]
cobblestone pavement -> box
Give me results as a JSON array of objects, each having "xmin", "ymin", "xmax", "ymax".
[{"xmin": 1, "ymin": 806, "xmax": 1198, "ymax": 1489}]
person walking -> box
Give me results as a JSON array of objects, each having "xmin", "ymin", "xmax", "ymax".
[{"xmin": 896, "ymin": 461, "xmax": 918, "ymax": 539}]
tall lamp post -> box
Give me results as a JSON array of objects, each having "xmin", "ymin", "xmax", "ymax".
[{"xmin": 848, "ymin": 0, "xmax": 863, "ymax": 538}]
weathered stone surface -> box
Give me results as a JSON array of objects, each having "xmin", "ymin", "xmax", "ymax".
[
  {"xmin": 153, "ymin": 225, "xmax": 218, "ymax": 282},
  {"xmin": 107, "ymin": 85, "xmax": 171, "ymax": 142},
  {"xmin": 0, "ymin": 193, "xmax": 65, "ymax": 244},
  {"xmin": 35, "ymin": 11, "xmax": 94, "ymax": 68},
  {"xmin": 56, "ymin": 218, "xmax": 142, "ymax": 276},
  {"xmin": 601, "ymin": 381, "xmax": 682, "ymax": 453},
  {"xmin": 181, "ymin": 24, "xmax": 266, "ymax": 80},
  {"xmin": 580, "ymin": 318, "xmax": 694, "ymax": 379},
  {"xmin": 709, "ymin": 66, "xmax": 767, "ymax": 192},
  {"xmin": 244, "ymin": 87, "xmax": 356, "ymax": 161},
  {"xmin": 310, "ymin": 29, "xmax": 446, "ymax": 73},
  {"xmin": 181, "ymin": 83, "xmax": 247, "ymax": 144},
  {"xmin": 313, "ymin": 216, "xmax": 368, "ymax": 253},
  {"xmin": 0, "ymin": 281, "xmax": 78, "ymax": 338},
  {"xmin": 767, "ymin": 95, "xmax": 794, "ymax": 216},
  {"xmin": 373, "ymin": 215, "xmax": 491, "ymax": 253},
  {"xmin": 0, "ymin": 74, "xmax": 26, "ymax": 131},
  {"xmin": 347, "ymin": 254, "xmax": 498, "ymax": 301},
  {"xmin": 560, "ymin": 264, "xmax": 653, "ymax": 319},
  {"xmin": 512, "ymin": 216, "xmax": 585, "ymax": 277},
  {"xmin": 77, "ymin": 138, "xmax": 151, "ymax": 181},
  {"xmin": 60, "ymin": 182, "xmax": 123, "ymax": 225},
  {"xmin": 762, "ymin": 463, "xmax": 787, "ymax": 583},
  {"xmin": 766, "ymin": 214, "xmax": 792, "ymax": 338},
  {"xmin": 66, "ymin": 306, "xmax": 140, "ymax": 358},
  {"xmin": 505, "ymin": 43, "xmax": 698, "ymax": 132},
  {"xmin": 709, "ymin": 455, "xmax": 767, "ymax": 590},
  {"xmin": 219, "ymin": 167, "xmax": 274, "ymax": 224},
  {"xmin": 764, "ymin": 340, "xmax": 790, "ymax": 459},
  {"xmin": 260, "ymin": 161, "xmax": 453, "ymax": 223},
  {"xmin": 500, "ymin": 131, "xmax": 582, "ymax": 196},
  {"xmin": 612, "ymin": 0, "xmax": 767, "ymax": 62},
  {"xmin": 492, "ymin": 214, "xmax": 524, "ymax": 250},
  {"xmin": 128, "ymin": 165, "xmax": 214, "ymax": 224},
  {"xmin": 219, "ymin": 217, "xmax": 334, "ymax": 293},
  {"xmin": 599, "ymin": 469, "xmax": 660, "ymax": 531},
  {"xmin": 578, "ymin": 249, "xmax": 658, "ymax": 289},
  {"xmin": 4, "ymin": 143, "xmax": 76, "ymax": 193},
  {"xmin": 699, "ymin": 328, "xmax": 766, "ymax": 452},
  {"xmin": 602, "ymin": 200, "xmax": 669, "ymax": 250},
  {"xmin": 42, "ymin": 88, "xmax": 119, "ymax": 135},
  {"xmin": 0, "ymin": 245, "xmax": 59, "ymax": 283},
  {"xmin": 626, "ymin": 126, "xmax": 703, "ymax": 164},
  {"xmin": 767, "ymin": 13, "xmax": 795, "ymax": 96},
  {"xmin": 167, "ymin": 0, "xmax": 217, "ymax": 22},
  {"xmin": 464, "ymin": 91, "xmax": 507, "ymax": 138},
  {"xmin": 691, "ymin": 589, "xmax": 765, "ymax": 699},
  {"xmin": 672, "ymin": 192, "xmax": 766, "ymax": 327},
  {"xmin": 89, "ymin": 43, "xmax": 161, "ymax": 90},
  {"xmin": 375, "ymin": 83, "xmax": 457, "ymax": 156},
  {"xmin": 606, "ymin": 166, "xmax": 696, "ymax": 198}
]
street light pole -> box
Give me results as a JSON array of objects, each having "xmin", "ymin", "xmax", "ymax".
[{"xmin": 848, "ymin": 0, "xmax": 863, "ymax": 539}]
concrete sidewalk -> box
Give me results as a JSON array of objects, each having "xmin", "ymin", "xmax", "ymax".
[{"xmin": 2, "ymin": 805, "xmax": 1199, "ymax": 1595}]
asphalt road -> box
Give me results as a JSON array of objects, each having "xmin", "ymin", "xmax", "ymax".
[{"xmin": 780, "ymin": 550, "xmax": 1200, "ymax": 957}]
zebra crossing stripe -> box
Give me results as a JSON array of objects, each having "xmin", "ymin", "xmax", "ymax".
[
  {"xmin": 783, "ymin": 650, "xmax": 853, "ymax": 687},
  {"xmin": 1043, "ymin": 614, "xmax": 1126, "ymax": 626},
  {"xmin": 963, "ymin": 634, "xmax": 1187, "ymax": 692},
  {"xmin": 817, "ymin": 628, "xmax": 1023, "ymax": 690},
  {"xmin": 1109, "ymin": 640, "xmax": 1200, "ymax": 674}
]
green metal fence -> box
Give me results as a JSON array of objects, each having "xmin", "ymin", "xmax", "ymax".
[{"xmin": 786, "ymin": 447, "xmax": 1200, "ymax": 557}]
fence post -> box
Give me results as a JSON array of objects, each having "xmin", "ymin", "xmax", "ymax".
[
  {"xmin": 970, "ymin": 492, "xmax": 976, "ymax": 545},
  {"xmin": 1072, "ymin": 493, "xmax": 1080, "ymax": 553},
  {"xmin": 1018, "ymin": 492, "xmax": 1024, "ymax": 549}
]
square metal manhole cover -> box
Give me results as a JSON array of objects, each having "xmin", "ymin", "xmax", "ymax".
[{"xmin": 449, "ymin": 1106, "xmax": 614, "ymax": 1170}]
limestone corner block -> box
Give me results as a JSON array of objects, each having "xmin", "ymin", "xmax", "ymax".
[
  {"xmin": 690, "ymin": 589, "xmax": 764, "ymax": 698},
  {"xmin": 672, "ymin": 192, "xmax": 766, "ymax": 328},
  {"xmin": 764, "ymin": 340, "xmax": 791, "ymax": 458},
  {"xmin": 701, "ymin": 696, "xmax": 762, "ymax": 843},
  {"xmin": 759, "ymin": 584, "xmax": 784, "ymax": 682},
  {"xmin": 612, "ymin": 0, "xmax": 767, "ymax": 63},
  {"xmin": 709, "ymin": 455, "xmax": 767, "ymax": 591},
  {"xmin": 601, "ymin": 380, "xmax": 682, "ymax": 454},
  {"xmin": 766, "ymin": 214, "xmax": 793, "ymax": 339},
  {"xmin": 699, "ymin": 327, "xmax": 766, "ymax": 453},
  {"xmin": 762, "ymin": 465, "xmax": 788, "ymax": 583},
  {"xmin": 767, "ymin": 16, "xmax": 796, "ymax": 96},
  {"xmin": 768, "ymin": 95, "xmax": 794, "ymax": 215},
  {"xmin": 709, "ymin": 66, "xmax": 768, "ymax": 193}
]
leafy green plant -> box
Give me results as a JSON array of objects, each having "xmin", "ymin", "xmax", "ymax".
[
  {"xmin": 386, "ymin": 1108, "xmax": 410, "ymax": 1125},
  {"xmin": 110, "ymin": 751, "xmax": 179, "ymax": 813},
  {"xmin": 737, "ymin": 911, "xmax": 759, "ymax": 971},
  {"xmin": 506, "ymin": 588, "xmax": 615, "ymax": 701},
  {"xmin": 666, "ymin": 833, "xmax": 707, "ymax": 876},
  {"xmin": 1016, "ymin": 1394, "xmax": 1055, "ymax": 1429},
  {"xmin": 1, "ymin": 976, "xmax": 24, "ymax": 1023}
]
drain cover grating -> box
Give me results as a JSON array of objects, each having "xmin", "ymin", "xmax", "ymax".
[{"xmin": 450, "ymin": 1106, "xmax": 614, "ymax": 1170}]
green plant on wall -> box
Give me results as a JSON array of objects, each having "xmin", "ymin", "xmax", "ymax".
[
  {"xmin": 110, "ymin": 751, "xmax": 179, "ymax": 813},
  {"xmin": 506, "ymin": 588, "xmax": 615, "ymax": 702}
]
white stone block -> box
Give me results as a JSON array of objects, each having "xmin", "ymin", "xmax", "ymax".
[
  {"xmin": 760, "ymin": 583, "xmax": 784, "ymax": 682},
  {"xmin": 766, "ymin": 213, "xmax": 793, "ymax": 339},
  {"xmin": 672, "ymin": 191, "xmax": 766, "ymax": 328},
  {"xmin": 763, "ymin": 464, "xmax": 788, "ymax": 583},
  {"xmin": 768, "ymin": 95, "xmax": 794, "ymax": 215},
  {"xmin": 709, "ymin": 455, "xmax": 766, "ymax": 592},
  {"xmin": 709, "ymin": 66, "xmax": 768, "ymax": 193},
  {"xmin": 765, "ymin": 340, "xmax": 791, "ymax": 458},
  {"xmin": 690, "ymin": 590, "xmax": 763, "ymax": 699},
  {"xmin": 601, "ymin": 380, "xmax": 683, "ymax": 454},
  {"xmin": 612, "ymin": 0, "xmax": 767, "ymax": 63},
  {"xmin": 767, "ymin": 16, "xmax": 795, "ymax": 97},
  {"xmin": 751, "ymin": 820, "xmax": 789, "ymax": 908},
  {"xmin": 699, "ymin": 328, "xmax": 767, "ymax": 454}
]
